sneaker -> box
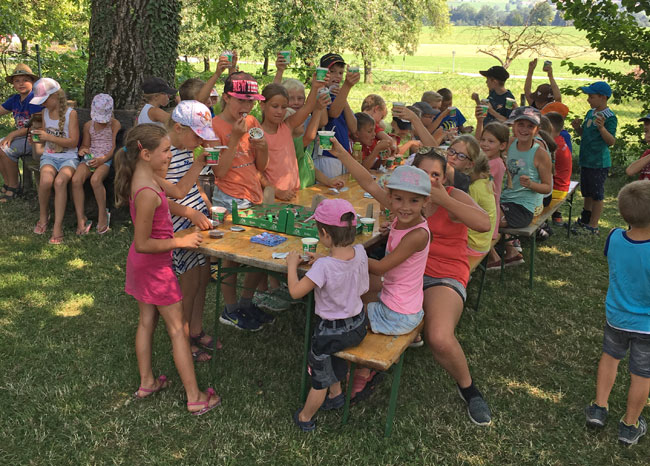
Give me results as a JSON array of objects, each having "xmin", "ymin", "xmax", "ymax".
[
  {"xmin": 583, "ymin": 225, "xmax": 600, "ymax": 235},
  {"xmin": 504, "ymin": 253, "xmax": 524, "ymax": 267},
  {"xmin": 253, "ymin": 291, "xmax": 290, "ymax": 312},
  {"xmin": 219, "ymin": 307, "xmax": 262, "ymax": 331},
  {"xmin": 618, "ymin": 416, "xmax": 647, "ymax": 446},
  {"xmin": 512, "ymin": 239, "xmax": 522, "ymax": 253},
  {"xmin": 243, "ymin": 302, "xmax": 276, "ymax": 325},
  {"xmin": 321, "ymin": 393, "xmax": 345, "ymax": 411},
  {"xmin": 457, "ymin": 386, "xmax": 492, "ymax": 426},
  {"xmin": 585, "ymin": 402, "xmax": 608, "ymax": 428},
  {"xmin": 293, "ymin": 409, "xmax": 316, "ymax": 432}
]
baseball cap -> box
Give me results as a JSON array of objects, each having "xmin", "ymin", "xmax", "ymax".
[
  {"xmin": 210, "ymin": 87, "xmax": 219, "ymax": 97},
  {"xmin": 638, "ymin": 114, "xmax": 650, "ymax": 122},
  {"xmin": 320, "ymin": 53, "xmax": 345, "ymax": 69},
  {"xmin": 30, "ymin": 78, "xmax": 61, "ymax": 105},
  {"xmin": 5, "ymin": 64, "xmax": 38, "ymax": 84},
  {"xmin": 141, "ymin": 77, "xmax": 177, "ymax": 95},
  {"xmin": 392, "ymin": 117, "xmax": 412, "ymax": 130},
  {"xmin": 506, "ymin": 106, "xmax": 541, "ymax": 126},
  {"xmin": 541, "ymin": 101, "xmax": 569, "ymax": 118},
  {"xmin": 171, "ymin": 100, "xmax": 218, "ymax": 140},
  {"xmin": 579, "ymin": 81, "xmax": 612, "ymax": 98},
  {"xmin": 90, "ymin": 94, "xmax": 114, "ymax": 123},
  {"xmin": 413, "ymin": 101, "xmax": 437, "ymax": 116},
  {"xmin": 308, "ymin": 199, "xmax": 357, "ymax": 227},
  {"xmin": 479, "ymin": 66, "xmax": 510, "ymax": 82},
  {"xmin": 224, "ymin": 78, "xmax": 264, "ymax": 101},
  {"xmin": 386, "ymin": 165, "xmax": 431, "ymax": 197}
]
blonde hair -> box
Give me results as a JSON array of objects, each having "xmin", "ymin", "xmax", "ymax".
[
  {"xmin": 281, "ymin": 78, "xmax": 305, "ymax": 93},
  {"xmin": 55, "ymin": 89, "xmax": 68, "ymax": 133},
  {"xmin": 451, "ymin": 134, "xmax": 490, "ymax": 179},
  {"xmin": 114, "ymin": 124, "xmax": 169, "ymax": 207},
  {"xmin": 421, "ymin": 91, "xmax": 442, "ymax": 105},
  {"xmin": 618, "ymin": 180, "xmax": 650, "ymax": 228},
  {"xmin": 179, "ymin": 78, "xmax": 205, "ymax": 101},
  {"xmin": 361, "ymin": 94, "xmax": 386, "ymax": 112},
  {"xmin": 137, "ymin": 93, "xmax": 164, "ymax": 119}
]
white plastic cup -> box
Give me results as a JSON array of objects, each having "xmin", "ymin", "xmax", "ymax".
[
  {"xmin": 360, "ymin": 217, "xmax": 375, "ymax": 234},
  {"xmin": 301, "ymin": 237, "xmax": 318, "ymax": 253},
  {"xmin": 279, "ymin": 50, "xmax": 291, "ymax": 64},
  {"xmin": 318, "ymin": 131, "xmax": 336, "ymax": 150},
  {"xmin": 316, "ymin": 67, "xmax": 328, "ymax": 82},
  {"xmin": 211, "ymin": 206, "xmax": 227, "ymax": 223},
  {"xmin": 505, "ymin": 98, "xmax": 516, "ymax": 110}
]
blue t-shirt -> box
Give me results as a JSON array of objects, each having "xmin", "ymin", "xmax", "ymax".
[
  {"xmin": 1, "ymin": 92, "xmax": 43, "ymax": 129},
  {"xmin": 560, "ymin": 129, "xmax": 573, "ymax": 155},
  {"xmin": 439, "ymin": 108, "xmax": 467, "ymax": 130},
  {"xmin": 322, "ymin": 92, "xmax": 352, "ymax": 158},
  {"xmin": 579, "ymin": 108, "xmax": 617, "ymax": 169},
  {"xmin": 604, "ymin": 228, "xmax": 650, "ymax": 333}
]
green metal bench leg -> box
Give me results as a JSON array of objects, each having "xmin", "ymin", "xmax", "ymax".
[
  {"xmin": 474, "ymin": 256, "xmax": 488, "ymax": 311},
  {"xmin": 528, "ymin": 234, "xmax": 536, "ymax": 289},
  {"xmin": 211, "ymin": 259, "xmax": 222, "ymax": 381},
  {"xmin": 385, "ymin": 353, "xmax": 405, "ymax": 437},
  {"xmin": 300, "ymin": 292, "xmax": 314, "ymax": 403},
  {"xmin": 566, "ymin": 191, "xmax": 575, "ymax": 239},
  {"xmin": 342, "ymin": 362, "xmax": 356, "ymax": 425}
]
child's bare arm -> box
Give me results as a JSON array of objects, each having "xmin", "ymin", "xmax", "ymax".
[
  {"xmin": 286, "ymin": 252, "xmax": 316, "ymax": 299},
  {"xmin": 524, "ymin": 59, "xmax": 536, "ymax": 104},
  {"xmin": 368, "ymin": 228, "xmax": 429, "ymax": 275},
  {"xmin": 78, "ymin": 121, "xmax": 92, "ymax": 156},
  {"xmin": 329, "ymin": 70, "xmax": 359, "ymax": 119},
  {"xmin": 155, "ymin": 154, "xmax": 206, "ymax": 199},
  {"xmin": 272, "ymin": 52, "xmax": 288, "ymax": 84},
  {"xmin": 626, "ymin": 152, "xmax": 650, "ymax": 177},
  {"xmin": 196, "ymin": 56, "xmax": 231, "ymax": 104}
]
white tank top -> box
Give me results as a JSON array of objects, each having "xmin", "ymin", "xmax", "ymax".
[
  {"xmin": 43, "ymin": 107, "xmax": 78, "ymax": 159},
  {"xmin": 137, "ymin": 103, "xmax": 165, "ymax": 127}
]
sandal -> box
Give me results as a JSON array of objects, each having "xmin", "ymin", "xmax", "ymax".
[
  {"xmin": 76, "ymin": 219, "xmax": 92, "ymax": 236},
  {"xmin": 133, "ymin": 375, "xmax": 169, "ymax": 399},
  {"xmin": 409, "ymin": 334, "xmax": 424, "ymax": 348},
  {"xmin": 48, "ymin": 235, "xmax": 64, "ymax": 245},
  {"xmin": 190, "ymin": 330, "xmax": 222, "ymax": 351},
  {"xmin": 33, "ymin": 219, "xmax": 49, "ymax": 235},
  {"xmin": 192, "ymin": 347, "xmax": 212, "ymax": 363},
  {"xmin": 187, "ymin": 387, "xmax": 221, "ymax": 416},
  {"xmin": 0, "ymin": 185, "xmax": 19, "ymax": 203},
  {"xmin": 97, "ymin": 209, "xmax": 111, "ymax": 235}
]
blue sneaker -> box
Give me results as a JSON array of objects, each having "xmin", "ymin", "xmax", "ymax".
[
  {"xmin": 244, "ymin": 302, "xmax": 276, "ymax": 325},
  {"xmin": 219, "ymin": 307, "xmax": 262, "ymax": 331},
  {"xmin": 619, "ymin": 416, "xmax": 647, "ymax": 446}
]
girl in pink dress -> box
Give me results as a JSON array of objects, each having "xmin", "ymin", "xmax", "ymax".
[{"xmin": 113, "ymin": 123, "xmax": 220, "ymax": 415}]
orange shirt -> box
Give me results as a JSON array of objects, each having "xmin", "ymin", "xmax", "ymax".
[
  {"xmin": 211, "ymin": 114, "xmax": 263, "ymax": 204},
  {"xmin": 263, "ymin": 122, "xmax": 300, "ymax": 191}
]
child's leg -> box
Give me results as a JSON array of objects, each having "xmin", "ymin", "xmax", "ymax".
[
  {"xmin": 588, "ymin": 200, "xmax": 604, "ymax": 229},
  {"xmin": 135, "ymin": 301, "xmax": 162, "ymax": 392},
  {"xmin": 71, "ymin": 163, "xmax": 91, "ymax": 229},
  {"xmin": 582, "ymin": 196, "xmax": 593, "ymax": 224},
  {"xmin": 178, "ymin": 266, "xmax": 201, "ymax": 324},
  {"xmin": 257, "ymin": 274, "xmax": 269, "ymax": 293},
  {"xmin": 37, "ymin": 166, "xmax": 57, "ymax": 224},
  {"xmin": 90, "ymin": 165, "xmax": 110, "ymax": 228},
  {"xmin": 624, "ymin": 374, "xmax": 650, "ymax": 425},
  {"xmin": 51, "ymin": 166, "xmax": 76, "ymax": 238},
  {"xmin": 240, "ymin": 271, "xmax": 264, "ymax": 303},
  {"xmin": 221, "ymin": 260, "xmax": 238, "ymax": 306},
  {"xmin": 595, "ymin": 352, "xmax": 620, "ymax": 408},
  {"xmin": 299, "ymin": 387, "xmax": 328, "ymax": 422},
  {"xmin": 189, "ymin": 263, "xmax": 211, "ymax": 337}
]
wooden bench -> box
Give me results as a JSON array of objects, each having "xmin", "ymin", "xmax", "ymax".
[
  {"xmin": 466, "ymin": 235, "xmax": 500, "ymax": 312},
  {"xmin": 334, "ymin": 321, "xmax": 423, "ymax": 437},
  {"xmin": 498, "ymin": 180, "xmax": 579, "ymax": 289}
]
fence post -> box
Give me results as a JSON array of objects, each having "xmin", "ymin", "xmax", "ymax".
[
  {"xmin": 35, "ymin": 44, "xmax": 42, "ymax": 77},
  {"xmin": 452, "ymin": 50, "xmax": 456, "ymax": 73}
]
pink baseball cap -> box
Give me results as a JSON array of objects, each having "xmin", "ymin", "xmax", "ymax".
[
  {"xmin": 309, "ymin": 199, "xmax": 357, "ymax": 227},
  {"xmin": 171, "ymin": 100, "xmax": 218, "ymax": 140},
  {"xmin": 30, "ymin": 78, "xmax": 61, "ymax": 105}
]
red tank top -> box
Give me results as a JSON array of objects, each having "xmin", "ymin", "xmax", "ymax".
[{"xmin": 425, "ymin": 187, "xmax": 470, "ymax": 287}]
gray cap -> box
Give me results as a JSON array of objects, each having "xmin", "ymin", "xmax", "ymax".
[
  {"xmin": 386, "ymin": 165, "xmax": 431, "ymax": 197},
  {"xmin": 413, "ymin": 101, "xmax": 436, "ymax": 116},
  {"xmin": 506, "ymin": 106, "xmax": 541, "ymax": 126}
]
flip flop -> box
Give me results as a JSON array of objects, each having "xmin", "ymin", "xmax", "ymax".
[
  {"xmin": 48, "ymin": 235, "xmax": 64, "ymax": 245},
  {"xmin": 33, "ymin": 218, "xmax": 49, "ymax": 235},
  {"xmin": 187, "ymin": 387, "xmax": 221, "ymax": 416},
  {"xmin": 191, "ymin": 330, "xmax": 222, "ymax": 351},
  {"xmin": 133, "ymin": 375, "xmax": 169, "ymax": 399},
  {"xmin": 76, "ymin": 219, "xmax": 92, "ymax": 236},
  {"xmin": 97, "ymin": 209, "xmax": 111, "ymax": 235},
  {"xmin": 192, "ymin": 347, "xmax": 212, "ymax": 363}
]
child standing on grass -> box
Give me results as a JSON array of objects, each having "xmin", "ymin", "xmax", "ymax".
[
  {"xmin": 114, "ymin": 123, "xmax": 220, "ymax": 415},
  {"xmin": 571, "ymin": 81, "xmax": 617, "ymax": 235},
  {"xmin": 71, "ymin": 94, "xmax": 121, "ymax": 235},
  {"xmin": 136, "ymin": 77, "xmax": 177, "ymax": 127},
  {"xmin": 30, "ymin": 78, "xmax": 80, "ymax": 245},
  {"xmin": 286, "ymin": 199, "xmax": 369, "ymax": 432},
  {"xmin": 585, "ymin": 180, "xmax": 650, "ymax": 446}
]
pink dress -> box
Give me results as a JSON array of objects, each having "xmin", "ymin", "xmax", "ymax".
[{"xmin": 125, "ymin": 187, "xmax": 183, "ymax": 306}]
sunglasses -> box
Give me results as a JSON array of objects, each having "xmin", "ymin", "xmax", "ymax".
[{"xmin": 447, "ymin": 147, "xmax": 471, "ymax": 161}]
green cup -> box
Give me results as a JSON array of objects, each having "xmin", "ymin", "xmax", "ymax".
[
  {"xmin": 32, "ymin": 133, "xmax": 40, "ymax": 142},
  {"xmin": 348, "ymin": 65, "xmax": 360, "ymax": 73},
  {"xmin": 302, "ymin": 237, "xmax": 318, "ymax": 253},
  {"xmin": 211, "ymin": 206, "xmax": 226, "ymax": 223},
  {"xmin": 222, "ymin": 51, "xmax": 233, "ymax": 63},
  {"xmin": 449, "ymin": 107, "xmax": 457, "ymax": 118},
  {"xmin": 316, "ymin": 67, "xmax": 328, "ymax": 82},
  {"xmin": 480, "ymin": 105, "xmax": 489, "ymax": 117},
  {"xmin": 360, "ymin": 217, "xmax": 375, "ymax": 234},
  {"xmin": 318, "ymin": 131, "xmax": 335, "ymax": 150},
  {"xmin": 279, "ymin": 51, "xmax": 291, "ymax": 64},
  {"xmin": 395, "ymin": 156, "xmax": 403, "ymax": 165},
  {"xmin": 505, "ymin": 98, "xmax": 516, "ymax": 110},
  {"xmin": 205, "ymin": 146, "xmax": 225, "ymax": 165},
  {"xmin": 385, "ymin": 158, "xmax": 394, "ymax": 168}
]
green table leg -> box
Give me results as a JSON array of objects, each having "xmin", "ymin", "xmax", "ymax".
[
  {"xmin": 342, "ymin": 362, "xmax": 356, "ymax": 425},
  {"xmin": 211, "ymin": 259, "xmax": 222, "ymax": 382},
  {"xmin": 300, "ymin": 292, "xmax": 314, "ymax": 403},
  {"xmin": 385, "ymin": 354, "xmax": 405, "ymax": 437},
  {"xmin": 529, "ymin": 234, "xmax": 536, "ymax": 289},
  {"xmin": 566, "ymin": 191, "xmax": 575, "ymax": 239},
  {"xmin": 474, "ymin": 256, "xmax": 488, "ymax": 312}
]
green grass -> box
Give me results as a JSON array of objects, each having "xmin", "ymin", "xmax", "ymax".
[{"xmin": 1, "ymin": 173, "xmax": 650, "ymax": 464}]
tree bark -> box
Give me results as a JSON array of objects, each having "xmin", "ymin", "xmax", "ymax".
[
  {"xmin": 363, "ymin": 59, "xmax": 373, "ymax": 84},
  {"xmin": 84, "ymin": 0, "xmax": 181, "ymax": 109},
  {"xmin": 263, "ymin": 52, "xmax": 269, "ymax": 75},
  {"xmin": 203, "ymin": 56, "xmax": 210, "ymax": 72}
]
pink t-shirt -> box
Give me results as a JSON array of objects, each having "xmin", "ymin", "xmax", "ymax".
[
  {"xmin": 306, "ymin": 244, "xmax": 369, "ymax": 320},
  {"xmin": 263, "ymin": 122, "xmax": 300, "ymax": 191},
  {"xmin": 381, "ymin": 218, "xmax": 430, "ymax": 315}
]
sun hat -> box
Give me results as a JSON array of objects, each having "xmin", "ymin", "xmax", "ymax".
[
  {"xmin": 30, "ymin": 78, "xmax": 61, "ymax": 105},
  {"xmin": 479, "ymin": 66, "xmax": 510, "ymax": 82},
  {"xmin": 506, "ymin": 106, "xmax": 541, "ymax": 126},
  {"xmin": 320, "ymin": 53, "xmax": 345, "ymax": 69},
  {"xmin": 90, "ymin": 94, "xmax": 114, "ymax": 123},
  {"xmin": 386, "ymin": 165, "xmax": 431, "ymax": 197},
  {"xmin": 308, "ymin": 199, "xmax": 357, "ymax": 227},
  {"xmin": 141, "ymin": 77, "xmax": 177, "ymax": 95},
  {"xmin": 579, "ymin": 81, "xmax": 612, "ymax": 98},
  {"xmin": 5, "ymin": 64, "xmax": 38, "ymax": 84},
  {"xmin": 171, "ymin": 100, "xmax": 218, "ymax": 140},
  {"xmin": 224, "ymin": 78, "xmax": 264, "ymax": 101},
  {"xmin": 541, "ymin": 101, "xmax": 569, "ymax": 118}
]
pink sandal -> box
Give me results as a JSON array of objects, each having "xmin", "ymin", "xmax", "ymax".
[
  {"xmin": 133, "ymin": 375, "xmax": 169, "ymax": 399},
  {"xmin": 76, "ymin": 219, "xmax": 92, "ymax": 236},
  {"xmin": 48, "ymin": 235, "xmax": 64, "ymax": 245},
  {"xmin": 33, "ymin": 218, "xmax": 49, "ymax": 235},
  {"xmin": 187, "ymin": 387, "xmax": 221, "ymax": 416}
]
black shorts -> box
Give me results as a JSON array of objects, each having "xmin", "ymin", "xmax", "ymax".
[
  {"xmin": 501, "ymin": 202, "xmax": 534, "ymax": 229},
  {"xmin": 580, "ymin": 167, "xmax": 609, "ymax": 201}
]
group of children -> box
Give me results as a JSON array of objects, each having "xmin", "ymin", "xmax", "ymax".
[{"xmin": 2, "ymin": 54, "xmax": 649, "ymax": 443}]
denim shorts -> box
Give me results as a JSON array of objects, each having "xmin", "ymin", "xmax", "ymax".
[
  {"xmin": 367, "ymin": 299, "xmax": 423, "ymax": 335},
  {"xmin": 580, "ymin": 167, "xmax": 609, "ymax": 201},
  {"xmin": 603, "ymin": 323, "xmax": 650, "ymax": 378},
  {"xmin": 422, "ymin": 275, "xmax": 467, "ymax": 303},
  {"xmin": 40, "ymin": 155, "xmax": 79, "ymax": 171},
  {"xmin": 211, "ymin": 185, "xmax": 252, "ymax": 212},
  {"xmin": 0, "ymin": 136, "xmax": 31, "ymax": 162}
]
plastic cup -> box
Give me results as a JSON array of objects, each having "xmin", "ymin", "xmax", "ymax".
[
  {"xmin": 449, "ymin": 107, "xmax": 457, "ymax": 118},
  {"xmin": 280, "ymin": 51, "xmax": 291, "ymax": 64},
  {"xmin": 32, "ymin": 133, "xmax": 40, "ymax": 142},
  {"xmin": 205, "ymin": 146, "xmax": 226, "ymax": 165},
  {"xmin": 316, "ymin": 67, "xmax": 328, "ymax": 82},
  {"xmin": 395, "ymin": 156, "xmax": 403, "ymax": 165},
  {"xmin": 248, "ymin": 127, "xmax": 264, "ymax": 140},
  {"xmin": 302, "ymin": 237, "xmax": 318, "ymax": 253},
  {"xmin": 318, "ymin": 131, "xmax": 335, "ymax": 150},
  {"xmin": 480, "ymin": 104, "xmax": 489, "ymax": 116},
  {"xmin": 360, "ymin": 217, "xmax": 375, "ymax": 234},
  {"xmin": 385, "ymin": 158, "xmax": 394, "ymax": 168},
  {"xmin": 211, "ymin": 206, "xmax": 226, "ymax": 223},
  {"xmin": 222, "ymin": 51, "xmax": 233, "ymax": 63},
  {"xmin": 348, "ymin": 65, "xmax": 360, "ymax": 73},
  {"xmin": 543, "ymin": 60, "xmax": 552, "ymax": 71},
  {"xmin": 505, "ymin": 98, "xmax": 516, "ymax": 110}
]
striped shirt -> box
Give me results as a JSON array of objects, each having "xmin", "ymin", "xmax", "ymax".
[{"xmin": 165, "ymin": 147, "xmax": 208, "ymax": 232}]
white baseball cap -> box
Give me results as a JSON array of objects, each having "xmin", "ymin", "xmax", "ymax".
[
  {"xmin": 30, "ymin": 78, "xmax": 61, "ymax": 105},
  {"xmin": 171, "ymin": 100, "xmax": 218, "ymax": 140}
]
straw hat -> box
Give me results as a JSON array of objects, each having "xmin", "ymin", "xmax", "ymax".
[{"xmin": 5, "ymin": 64, "xmax": 39, "ymax": 84}]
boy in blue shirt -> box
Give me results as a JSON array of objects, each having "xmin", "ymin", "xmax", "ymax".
[
  {"xmin": 0, "ymin": 64, "xmax": 42, "ymax": 201},
  {"xmin": 432, "ymin": 88, "xmax": 470, "ymax": 135},
  {"xmin": 585, "ymin": 180, "xmax": 650, "ymax": 446},
  {"xmin": 571, "ymin": 81, "xmax": 617, "ymax": 235}
]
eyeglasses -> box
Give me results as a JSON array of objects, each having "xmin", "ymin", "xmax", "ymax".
[{"xmin": 447, "ymin": 147, "xmax": 471, "ymax": 161}]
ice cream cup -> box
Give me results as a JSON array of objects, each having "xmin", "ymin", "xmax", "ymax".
[
  {"xmin": 360, "ymin": 217, "xmax": 375, "ymax": 234},
  {"xmin": 318, "ymin": 131, "xmax": 335, "ymax": 150},
  {"xmin": 480, "ymin": 104, "xmax": 489, "ymax": 116},
  {"xmin": 248, "ymin": 127, "xmax": 264, "ymax": 140},
  {"xmin": 211, "ymin": 206, "xmax": 227, "ymax": 223},
  {"xmin": 222, "ymin": 51, "xmax": 233, "ymax": 63},
  {"xmin": 316, "ymin": 67, "xmax": 328, "ymax": 82},
  {"xmin": 449, "ymin": 107, "xmax": 457, "ymax": 118},
  {"xmin": 205, "ymin": 146, "xmax": 226, "ymax": 165},
  {"xmin": 505, "ymin": 98, "xmax": 516, "ymax": 110},
  {"xmin": 301, "ymin": 237, "xmax": 318, "ymax": 253},
  {"xmin": 348, "ymin": 65, "xmax": 360, "ymax": 73},
  {"xmin": 280, "ymin": 51, "xmax": 291, "ymax": 64}
]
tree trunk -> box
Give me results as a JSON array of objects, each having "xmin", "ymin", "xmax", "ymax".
[
  {"xmin": 263, "ymin": 52, "xmax": 269, "ymax": 75},
  {"xmin": 84, "ymin": 0, "xmax": 181, "ymax": 109},
  {"xmin": 203, "ymin": 56, "xmax": 210, "ymax": 72},
  {"xmin": 364, "ymin": 59, "xmax": 373, "ymax": 84},
  {"xmin": 20, "ymin": 37, "xmax": 28, "ymax": 54}
]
